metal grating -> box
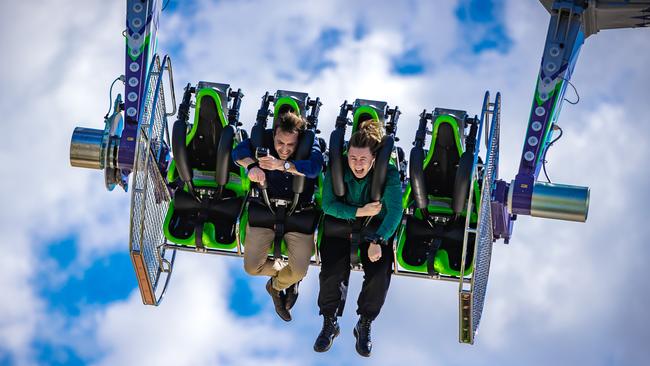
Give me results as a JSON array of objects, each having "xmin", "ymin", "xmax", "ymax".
[
  {"xmin": 129, "ymin": 54, "xmax": 173, "ymax": 305},
  {"xmin": 469, "ymin": 92, "xmax": 501, "ymax": 342}
]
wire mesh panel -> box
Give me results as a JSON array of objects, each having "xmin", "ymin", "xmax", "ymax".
[
  {"xmin": 129, "ymin": 54, "xmax": 174, "ymax": 305},
  {"xmin": 465, "ymin": 92, "xmax": 501, "ymax": 344}
]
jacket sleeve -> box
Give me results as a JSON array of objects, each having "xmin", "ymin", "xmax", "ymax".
[
  {"xmin": 376, "ymin": 165, "xmax": 403, "ymax": 240},
  {"xmin": 292, "ymin": 135, "xmax": 323, "ymax": 178},
  {"xmin": 232, "ymin": 138, "xmax": 253, "ymax": 163},
  {"xmin": 321, "ymin": 169, "xmax": 357, "ymax": 220}
]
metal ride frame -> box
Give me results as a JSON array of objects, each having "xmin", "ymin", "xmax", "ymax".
[
  {"xmin": 130, "ymin": 86, "xmax": 501, "ymax": 347},
  {"xmin": 129, "ymin": 54, "xmax": 177, "ymax": 306},
  {"xmin": 459, "ymin": 92, "xmax": 501, "ymax": 345},
  {"xmin": 69, "ymin": 0, "xmax": 649, "ymax": 343}
]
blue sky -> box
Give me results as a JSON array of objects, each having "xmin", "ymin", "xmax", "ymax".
[{"xmin": 1, "ymin": 0, "xmax": 649, "ymax": 365}]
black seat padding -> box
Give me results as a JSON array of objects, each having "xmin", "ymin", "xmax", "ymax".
[
  {"xmin": 424, "ymin": 123, "xmax": 460, "ymax": 198},
  {"xmin": 188, "ymin": 95, "xmax": 223, "ymax": 171},
  {"xmin": 247, "ymin": 200, "xmax": 319, "ymax": 235},
  {"xmin": 402, "ymin": 215, "xmax": 475, "ymax": 272},
  {"xmin": 167, "ymin": 189, "xmax": 242, "ymax": 244},
  {"xmin": 322, "ymin": 215, "xmax": 378, "ymax": 239}
]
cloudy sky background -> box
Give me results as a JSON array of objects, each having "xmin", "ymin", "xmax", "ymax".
[{"xmin": 1, "ymin": 0, "xmax": 649, "ymax": 365}]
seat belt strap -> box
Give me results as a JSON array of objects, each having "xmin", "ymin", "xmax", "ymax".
[
  {"xmin": 194, "ymin": 220, "xmax": 205, "ymax": 252},
  {"xmin": 426, "ymin": 238, "xmax": 442, "ymax": 276}
]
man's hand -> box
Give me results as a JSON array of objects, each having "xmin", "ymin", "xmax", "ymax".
[
  {"xmin": 356, "ymin": 201, "xmax": 382, "ymax": 217},
  {"xmin": 368, "ymin": 243, "xmax": 382, "ymax": 262},
  {"xmin": 258, "ymin": 155, "xmax": 284, "ymax": 171},
  {"xmin": 248, "ymin": 166, "xmax": 266, "ymax": 184}
]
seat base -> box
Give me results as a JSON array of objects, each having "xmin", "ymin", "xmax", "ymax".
[{"xmin": 397, "ymin": 214, "xmax": 475, "ymax": 276}]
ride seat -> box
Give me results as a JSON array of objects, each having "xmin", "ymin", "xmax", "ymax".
[
  {"xmin": 397, "ymin": 112, "xmax": 479, "ymax": 276},
  {"xmin": 163, "ymin": 84, "xmax": 248, "ymax": 250}
]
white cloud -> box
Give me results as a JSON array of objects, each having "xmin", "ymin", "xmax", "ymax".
[{"xmin": 86, "ymin": 255, "xmax": 301, "ymax": 366}]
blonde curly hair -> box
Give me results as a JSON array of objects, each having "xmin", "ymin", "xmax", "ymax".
[{"xmin": 349, "ymin": 119, "xmax": 384, "ymax": 154}]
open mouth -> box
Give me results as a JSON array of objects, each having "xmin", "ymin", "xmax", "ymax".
[{"xmin": 354, "ymin": 168, "xmax": 364, "ymax": 175}]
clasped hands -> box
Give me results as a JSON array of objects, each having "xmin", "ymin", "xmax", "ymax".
[{"xmin": 248, "ymin": 156, "xmax": 285, "ymax": 184}]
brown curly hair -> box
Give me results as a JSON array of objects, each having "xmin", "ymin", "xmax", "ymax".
[
  {"xmin": 274, "ymin": 111, "xmax": 305, "ymax": 134},
  {"xmin": 349, "ymin": 119, "xmax": 384, "ymax": 154}
]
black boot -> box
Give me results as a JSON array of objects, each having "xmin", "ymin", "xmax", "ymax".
[
  {"xmin": 284, "ymin": 281, "xmax": 300, "ymax": 311},
  {"xmin": 266, "ymin": 279, "xmax": 291, "ymax": 322},
  {"xmin": 353, "ymin": 316, "xmax": 372, "ymax": 357},
  {"xmin": 313, "ymin": 315, "xmax": 340, "ymax": 353}
]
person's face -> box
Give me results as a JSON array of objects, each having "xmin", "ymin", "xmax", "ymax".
[
  {"xmin": 273, "ymin": 129, "xmax": 299, "ymax": 160},
  {"xmin": 347, "ymin": 146, "xmax": 375, "ymax": 178}
]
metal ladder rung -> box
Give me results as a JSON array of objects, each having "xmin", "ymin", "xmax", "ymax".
[{"xmin": 459, "ymin": 290, "xmax": 473, "ymax": 343}]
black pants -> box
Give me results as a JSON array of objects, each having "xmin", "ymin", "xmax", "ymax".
[{"xmin": 317, "ymin": 233, "xmax": 393, "ymax": 321}]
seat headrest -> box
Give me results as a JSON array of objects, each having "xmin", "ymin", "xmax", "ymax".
[
  {"xmin": 352, "ymin": 104, "xmax": 383, "ymax": 133},
  {"xmin": 370, "ymin": 135, "xmax": 394, "ymax": 201},
  {"xmin": 424, "ymin": 116, "xmax": 463, "ymax": 198}
]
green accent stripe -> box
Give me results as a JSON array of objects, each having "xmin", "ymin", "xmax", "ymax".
[
  {"xmin": 126, "ymin": 34, "xmax": 152, "ymax": 62},
  {"xmin": 186, "ymin": 88, "xmax": 228, "ymax": 144},
  {"xmin": 163, "ymin": 87, "xmax": 249, "ymax": 248},
  {"xmin": 352, "ymin": 105, "xmax": 380, "ymax": 133},
  {"xmin": 396, "ymin": 113, "xmax": 480, "ymax": 276},
  {"xmin": 423, "ymin": 115, "xmax": 463, "ymax": 169},
  {"xmin": 535, "ymin": 83, "xmax": 564, "ymax": 167},
  {"xmin": 274, "ymin": 97, "xmax": 301, "ymax": 117}
]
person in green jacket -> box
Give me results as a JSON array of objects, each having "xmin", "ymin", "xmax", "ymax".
[{"xmin": 313, "ymin": 120, "xmax": 403, "ymax": 357}]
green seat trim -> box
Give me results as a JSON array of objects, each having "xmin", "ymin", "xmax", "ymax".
[
  {"xmin": 186, "ymin": 87, "xmax": 228, "ymax": 144},
  {"xmin": 413, "ymin": 195, "xmax": 478, "ymax": 222},
  {"xmin": 402, "ymin": 113, "xmax": 481, "ymax": 216},
  {"xmin": 352, "ymin": 105, "xmax": 381, "ymax": 132},
  {"xmin": 423, "ymin": 115, "xmax": 463, "ymax": 168},
  {"xmin": 314, "ymin": 173, "xmax": 324, "ymax": 207},
  {"xmin": 163, "ymin": 171, "xmax": 245, "ymax": 249},
  {"xmin": 397, "ymin": 113, "xmax": 482, "ymax": 276},
  {"xmin": 166, "ymin": 161, "xmax": 249, "ymax": 196},
  {"xmin": 163, "ymin": 199, "xmax": 238, "ymax": 249},
  {"xmin": 274, "ymin": 96, "xmax": 301, "ymax": 117},
  {"xmin": 164, "ymin": 87, "xmax": 247, "ymax": 248},
  {"xmin": 395, "ymin": 223, "xmax": 474, "ymax": 276}
]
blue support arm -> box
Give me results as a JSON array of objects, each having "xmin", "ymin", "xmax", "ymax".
[{"xmin": 511, "ymin": 1, "xmax": 586, "ymax": 216}]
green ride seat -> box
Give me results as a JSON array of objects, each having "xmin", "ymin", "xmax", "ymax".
[
  {"xmin": 397, "ymin": 109, "xmax": 480, "ymax": 277},
  {"xmin": 163, "ymin": 82, "xmax": 249, "ymax": 250}
]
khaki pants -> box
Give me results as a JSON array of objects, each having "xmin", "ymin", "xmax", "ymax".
[{"xmin": 243, "ymin": 223, "xmax": 314, "ymax": 290}]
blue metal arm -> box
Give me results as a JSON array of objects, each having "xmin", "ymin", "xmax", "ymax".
[
  {"xmin": 510, "ymin": 1, "xmax": 586, "ymax": 216},
  {"xmin": 118, "ymin": 0, "xmax": 163, "ymax": 172}
]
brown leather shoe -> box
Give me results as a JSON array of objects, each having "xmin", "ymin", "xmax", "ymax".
[
  {"xmin": 266, "ymin": 279, "xmax": 291, "ymax": 322},
  {"xmin": 284, "ymin": 281, "xmax": 300, "ymax": 311}
]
